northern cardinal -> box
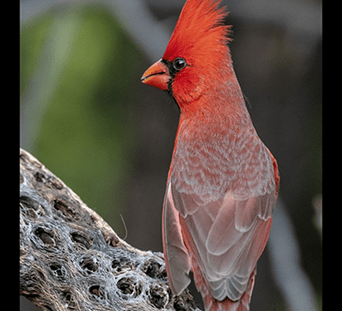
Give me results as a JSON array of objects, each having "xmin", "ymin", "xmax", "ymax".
[{"xmin": 141, "ymin": 0, "xmax": 279, "ymax": 310}]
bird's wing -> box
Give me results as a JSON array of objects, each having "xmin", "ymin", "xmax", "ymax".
[
  {"xmin": 162, "ymin": 181, "xmax": 192, "ymax": 294},
  {"xmin": 163, "ymin": 143, "xmax": 278, "ymax": 301}
]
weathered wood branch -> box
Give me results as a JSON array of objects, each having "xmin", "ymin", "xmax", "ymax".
[{"xmin": 20, "ymin": 149, "xmax": 201, "ymax": 311}]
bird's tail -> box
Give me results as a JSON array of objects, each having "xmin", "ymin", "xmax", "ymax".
[{"xmin": 192, "ymin": 260, "xmax": 256, "ymax": 311}]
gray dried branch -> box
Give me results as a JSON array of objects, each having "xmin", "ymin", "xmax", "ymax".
[{"xmin": 20, "ymin": 148, "xmax": 201, "ymax": 311}]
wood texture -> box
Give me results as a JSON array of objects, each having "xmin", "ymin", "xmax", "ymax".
[{"xmin": 20, "ymin": 148, "xmax": 201, "ymax": 311}]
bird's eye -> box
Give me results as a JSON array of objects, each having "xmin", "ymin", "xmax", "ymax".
[{"xmin": 173, "ymin": 57, "xmax": 187, "ymax": 71}]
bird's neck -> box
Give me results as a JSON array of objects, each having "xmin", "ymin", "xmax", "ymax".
[{"xmin": 178, "ymin": 71, "xmax": 253, "ymax": 132}]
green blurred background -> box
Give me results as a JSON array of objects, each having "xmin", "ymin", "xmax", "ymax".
[
  {"xmin": 20, "ymin": 1, "xmax": 321, "ymax": 310},
  {"xmin": 21, "ymin": 6, "xmax": 142, "ymax": 231}
]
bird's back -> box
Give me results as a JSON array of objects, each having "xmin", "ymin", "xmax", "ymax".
[{"xmin": 163, "ymin": 111, "xmax": 278, "ymax": 310}]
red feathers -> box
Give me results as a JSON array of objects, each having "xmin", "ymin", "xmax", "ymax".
[
  {"xmin": 162, "ymin": 0, "xmax": 233, "ymax": 107},
  {"xmin": 141, "ymin": 1, "xmax": 279, "ymax": 310},
  {"xmin": 163, "ymin": 0, "xmax": 231, "ymax": 64}
]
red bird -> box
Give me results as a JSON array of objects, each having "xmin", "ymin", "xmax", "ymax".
[{"xmin": 141, "ymin": 0, "xmax": 279, "ymax": 310}]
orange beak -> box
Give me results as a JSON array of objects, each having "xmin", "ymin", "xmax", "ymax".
[{"xmin": 141, "ymin": 59, "xmax": 170, "ymax": 91}]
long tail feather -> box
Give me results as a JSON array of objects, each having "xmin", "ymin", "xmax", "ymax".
[{"xmin": 192, "ymin": 259, "xmax": 256, "ymax": 311}]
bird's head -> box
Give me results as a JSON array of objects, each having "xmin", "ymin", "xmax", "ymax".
[{"xmin": 141, "ymin": 0, "xmax": 232, "ymax": 109}]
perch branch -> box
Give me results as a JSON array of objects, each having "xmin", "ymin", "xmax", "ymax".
[{"xmin": 20, "ymin": 148, "xmax": 201, "ymax": 311}]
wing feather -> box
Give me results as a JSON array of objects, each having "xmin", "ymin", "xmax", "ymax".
[
  {"xmin": 164, "ymin": 174, "xmax": 275, "ymax": 301},
  {"xmin": 183, "ymin": 192, "xmax": 274, "ymax": 301},
  {"xmin": 163, "ymin": 124, "xmax": 278, "ymax": 303},
  {"xmin": 162, "ymin": 183, "xmax": 192, "ymax": 295}
]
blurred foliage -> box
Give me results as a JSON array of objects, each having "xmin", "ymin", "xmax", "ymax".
[{"xmin": 20, "ymin": 5, "xmax": 143, "ymax": 230}]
